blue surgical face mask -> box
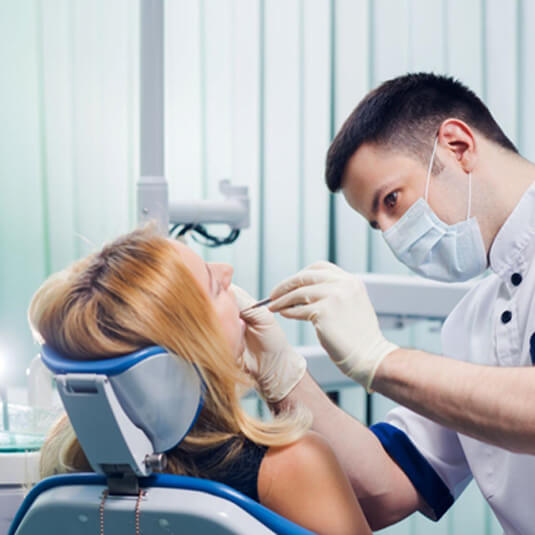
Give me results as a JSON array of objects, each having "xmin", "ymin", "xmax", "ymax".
[{"xmin": 383, "ymin": 137, "xmax": 488, "ymax": 282}]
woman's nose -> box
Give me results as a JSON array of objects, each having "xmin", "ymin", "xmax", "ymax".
[
  {"xmin": 221, "ymin": 264, "xmax": 233, "ymax": 288},
  {"xmin": 210, "ymin": 263, "xmax": 233, "ymax": 288}
]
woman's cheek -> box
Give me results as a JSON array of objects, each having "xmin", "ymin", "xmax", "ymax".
[{"xmin": 214, "ymin": 303, "xmax": 241, "ymax": 352}]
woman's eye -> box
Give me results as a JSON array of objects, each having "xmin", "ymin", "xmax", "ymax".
[{"xmin": 384, "ymin": 191, "xmax": 398, "ymax": 209}]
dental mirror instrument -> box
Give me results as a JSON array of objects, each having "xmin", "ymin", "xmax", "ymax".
[{"xmin": 240, "ymin": 297, "xmax": 272, "ymax": 314}]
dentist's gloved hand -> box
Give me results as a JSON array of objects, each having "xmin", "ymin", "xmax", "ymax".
[
  {"xmin": 268, "ymin": 261, "xmax": 398, "ymax": 392},
  {"xmin": 232, "ymin": 284, "xmax": 307, "ymax": 403}
]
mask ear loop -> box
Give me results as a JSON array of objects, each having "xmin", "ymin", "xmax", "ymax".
[
  {"xmin": 466, "ymin": 172, "xmax": 472, "ymax": 219},
  {"xmin": 424, "ymin": 136, "xmax": 440, "ymax": 202}
]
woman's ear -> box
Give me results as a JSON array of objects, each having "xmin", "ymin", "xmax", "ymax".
[{"xmin": 437, "ymin": 118, "xmax": 477, "ymax": 173}]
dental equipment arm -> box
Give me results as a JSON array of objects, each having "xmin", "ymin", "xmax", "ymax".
[
  {"xmin": 138, "ymin": 0, "xmax": 167, "ymax": 234},
  {"xmin": 137, "ymin": 1, "xmax": 249, "ymax": 240},
  {"xmin": 169, "ymin": 180, "xmax": 249, "ymax": 230},
  {"xmin": 138, "ymin": 177, "xmax": 250, "ymax": 242}
]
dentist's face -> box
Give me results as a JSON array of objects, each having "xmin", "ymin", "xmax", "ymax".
[
  {"xmin": 341, "ymin": 142, "xmax": 467, "ymax": 232},
  {"xmin": 170, "ymin": 240, "xmax": 246, "ymax": 358}
]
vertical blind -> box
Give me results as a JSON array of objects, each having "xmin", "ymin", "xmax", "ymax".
[{"xmin": 1, "ymin": 0, "xmax": 530, "ymax": 532}]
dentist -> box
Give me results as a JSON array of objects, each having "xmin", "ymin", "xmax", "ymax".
[{"xmin": 238, "ymin": 73, "xmax": 535, "ymax": 532}]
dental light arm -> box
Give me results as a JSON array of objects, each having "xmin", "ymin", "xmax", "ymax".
[
  {"xmin": 169, "ymin": 180, "xmax": 250, "ymax": 230},
  {"xmin": 137, "ymin": 178, "xmax": 250, "ymax": 244},
  {"xmin": 137, "ymin": 1, "xmax": 250, "ymax": 241},
  {"xmin": 137, "ymin": 175, "xmax": 168, "ymax": 233}
]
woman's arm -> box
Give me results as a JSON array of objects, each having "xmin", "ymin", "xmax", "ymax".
[{"xmin": 258, "ymin": 431, "xmax": 372, "ymax": 535}]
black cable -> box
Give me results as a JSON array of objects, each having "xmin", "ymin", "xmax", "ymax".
[{"xmin": 168, "ymin": 223, "xmax": 241, "ymax": 247}]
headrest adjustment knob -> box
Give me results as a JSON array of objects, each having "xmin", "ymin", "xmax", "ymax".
[{"xmin": 145, "ymin": 453, "xmax": 167, "ymax": 472}]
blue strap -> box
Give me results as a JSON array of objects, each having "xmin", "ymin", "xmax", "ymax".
[
  {"xmin": 370, "ymin": 422, "xmax": 453, "ymax": 520},
  {"xmin": 9, "ymin": 473, "xmax": 316, "ymax": 535}
]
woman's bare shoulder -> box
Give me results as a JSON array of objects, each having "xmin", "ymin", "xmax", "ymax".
[
  {"xmin": 258, "ymin": 431, "xmax": 371, "ymax": 535},
  {"xmin": 259, "ymin": 431, "xmax": 332, "ymax": 485}
]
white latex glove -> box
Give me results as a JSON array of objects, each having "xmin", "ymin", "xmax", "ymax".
[
  {"xmin": 268, "ymin": 261, "xmax": 398, "ymax": 392},
  {"xmin": 232, "ymin": 284, "xmax": 307, "ymax": 403}
]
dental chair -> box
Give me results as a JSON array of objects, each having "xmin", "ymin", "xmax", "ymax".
[{"xmin": 9, "ymin": 346, "xmax": 315, "ymax": 535}]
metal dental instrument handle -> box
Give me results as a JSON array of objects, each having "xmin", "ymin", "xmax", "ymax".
[{"xmin": 240, "ymin": 297, "xmax": 272, "ymax": 314}]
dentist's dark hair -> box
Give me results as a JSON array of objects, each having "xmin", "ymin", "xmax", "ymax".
[{"xmin": 325, "ymin": 72, "xmax": 518, "ymax": 193}]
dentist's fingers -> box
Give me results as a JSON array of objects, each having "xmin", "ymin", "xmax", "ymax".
[
  {"xmin": 240, "ymin": 303, "xmax": 275, "ymax": 325},
  {"xmin": 302, "ymin": 260, "xmax": 338, "ymax": 271},
  {"xmin": 278, "ymin": 303, "xmax": 319, "ymax": 322},
  {"xmin": 270, "ymin": 268, "xmax": 339, "ymax": 301},
  {"xmin": 268, "ymin": 283, "xmax": 330, "ymax": 313},
  {"xmin": 240, "ymin": 346, "xmax": 258, "ymax": 375},
  {"xmin": 232, "ymin": 284, "xmax": 275, "ymax": 326}
]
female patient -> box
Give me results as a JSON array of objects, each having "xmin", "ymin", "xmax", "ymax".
[{"xmin": 29, "ymin": 227, "xmax": 371, "ymax": 535}]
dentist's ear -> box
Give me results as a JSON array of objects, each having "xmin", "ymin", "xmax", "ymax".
[{"xmin": 438, "ymin": 118, "xmax": 477, "ymax": 174}]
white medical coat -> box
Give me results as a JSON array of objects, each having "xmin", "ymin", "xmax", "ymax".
[{"xmin": 370, "ymin": 182, "xmax": 535, "ymax": 534}]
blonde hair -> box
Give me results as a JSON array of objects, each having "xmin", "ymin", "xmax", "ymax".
[{"xmin": 29, "ymin": 226, "xmax": 310, "ymax": 479}]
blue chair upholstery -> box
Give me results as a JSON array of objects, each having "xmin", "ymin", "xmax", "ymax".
[{"xmin": 10, "ymin": 473, "xmax": 316, "ymax": 535}]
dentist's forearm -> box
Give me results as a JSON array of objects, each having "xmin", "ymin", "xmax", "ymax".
[
  {"xmin": 372, "ymin": 349, "xmax": 535, "ymax": 454},
  {"xmin": 274, "ymin": 372, "xmax": 427, "ymax": 529}
]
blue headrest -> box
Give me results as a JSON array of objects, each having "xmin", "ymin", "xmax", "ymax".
[
  {"xmin": 41, "ymin": 344, "xmax": 204, "ymax": 454},
  {"xmin": 41, "ymin": 344, "xmax": 165, "ymax": 375}
]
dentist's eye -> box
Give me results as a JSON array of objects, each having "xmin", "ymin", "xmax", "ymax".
[{"xmin": 384, "ymin": 191, "xmax": 398, "ymax": 210}]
